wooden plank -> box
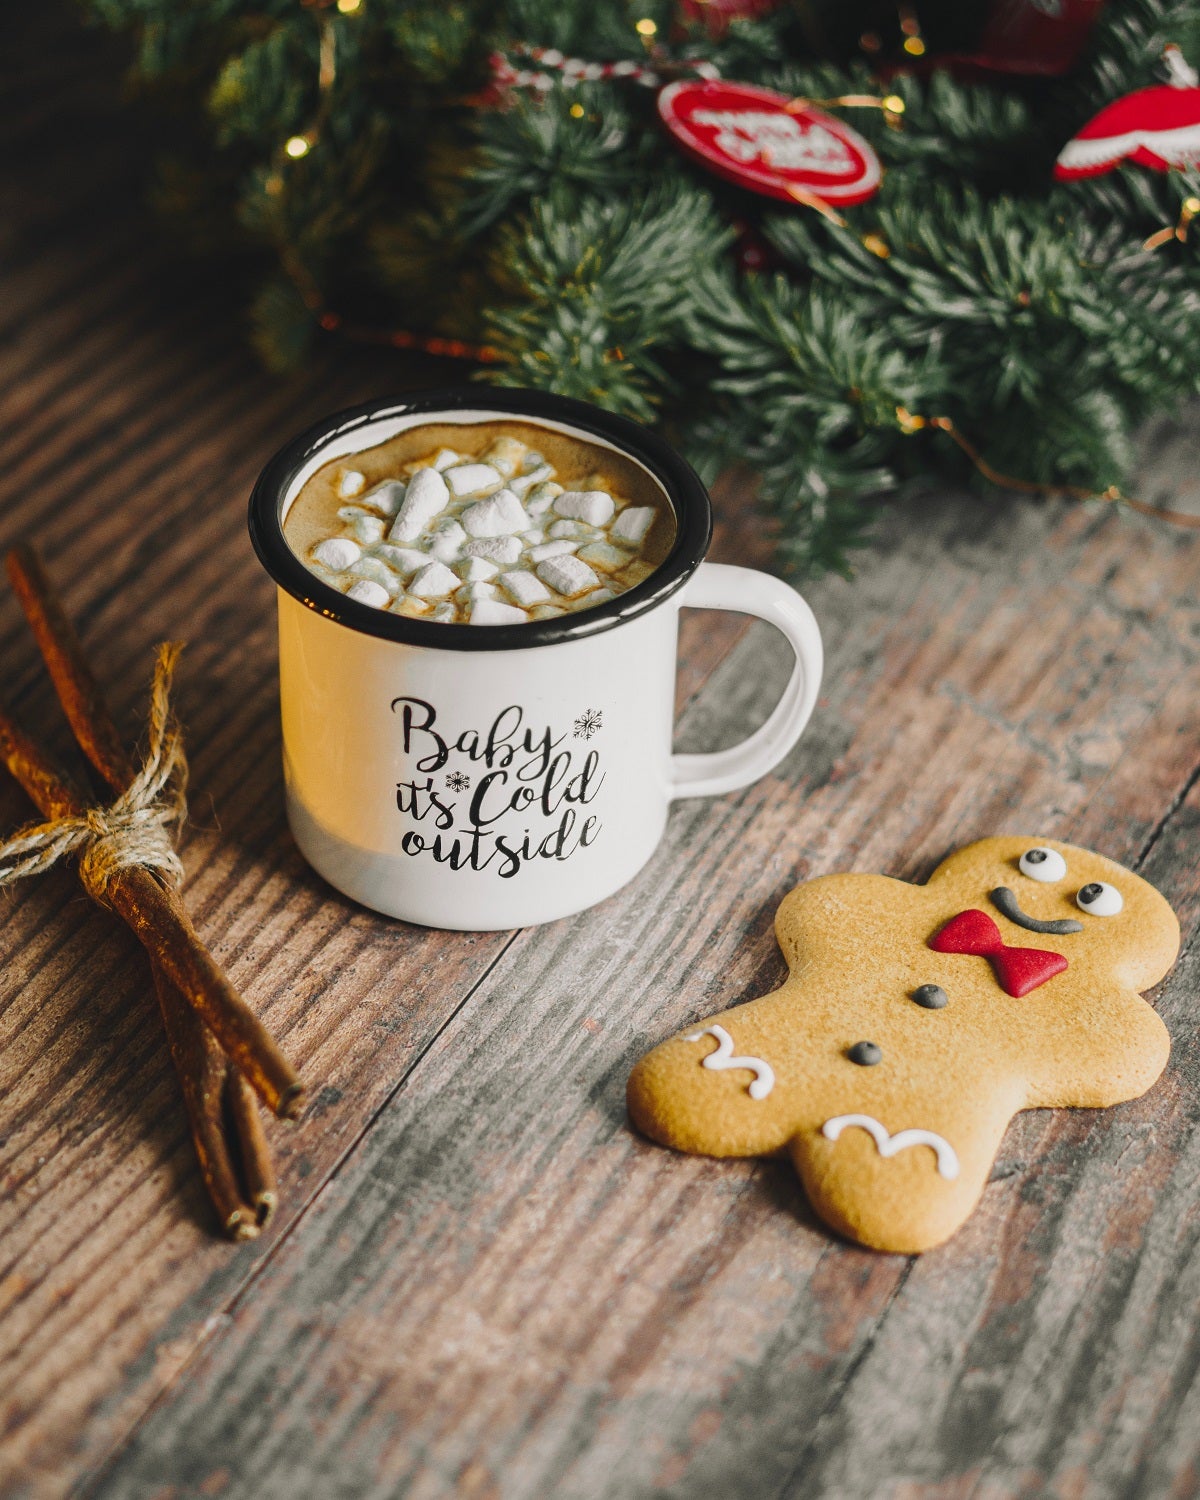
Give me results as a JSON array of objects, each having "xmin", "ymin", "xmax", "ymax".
[{"xmin": 75, "ymin": 487, "xmax": 1200, "ymax": 1500}]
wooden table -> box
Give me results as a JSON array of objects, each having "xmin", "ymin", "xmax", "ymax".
[{"xmin": 4, "ymin": 14, "xmax": 1200, "ymax": 1500}]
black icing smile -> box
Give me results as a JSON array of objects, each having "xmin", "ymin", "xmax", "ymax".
[{"xmin": 990, "ymin": 886, "xmax": 1083, "ymax": 936}]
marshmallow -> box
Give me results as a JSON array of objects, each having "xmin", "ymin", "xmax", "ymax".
[
  {"xmin": 529, "ymin": 604, "xmax": 567, "ymax": 620},
  {"xmin": 349, "ymin": 557, "xmax": 399, "ymax": 591},
  {"xmin": 463, "ymin": 536, "xmax": 523, "ymax": 566},
  {"xmin": 578, "ymin": 541, "xmax": 631, "ymax": 573},
  {"xmin": 537, "ymin": 554, "xmax": 601, "ymax": 597},
  {"xmin": 480, "ymin": 435, "xmax": 527, "ymax": 477},
  {"xmin": 527, "ymin": 539, "xmax": 578, "ymax": 563},
  {"xmin": 461, "ymin": 489, "xmax": 529, "ymax": 538},
  {"xmin": 500, "ymin": 570, "xmax": 552, "ymax": 607},
  {"xmin": 430, "ymin": 448, "xmax": 463, "ymax": 471},
  {"xmin": 389, "ymin": 467, "xmax": 450, "ymax": 542},
  {"xmin": 445, "ymin": 463, "xmax": 503, "ymax": 498},
  {"xmin": 554, "ymin": 490, "xmax": 615, "ymax": 527},
  {"xmin": 338, "ymin": 470, "xmax": 366, "ymax": 499},
  {"xmin": 457, "ymin": 581, "xmax": 498, "ymax": 606},
  {"xmin": 313, "ymin": 537, "xmax": 361, "ymax": 571},
  {"xmin": 372, "ymin": 544, "xmax": 427, "ymax": 577},
  {"xmin": 427, "ymin": 517, "xmax": 466, "ymax": 562},
  {"xmin": 508, "ymin": 464, "xmax": 554, "ymax": 497},
  {"xmin": 470, "ymin": 598, "xmax": 528, "ymax": 626},
  {"xmin": 351, "ymin": 514, "xmax": 386, "ymax": 546},
  {"xmin": 408, "ymin": 560, "xmax": 460, "ymax": 599},
  {"xmin": 578, "ymin": 587, "xmax": 616, "ymax": 609},
  {"xmin": 521, "ymin": 529, "xmax": 545, "ymax": 546},
  {"xmin": 548, "ymin": 519, "xmax": 598, "ymax": 541},
  {"xmin": 524, "ymin": 482, "xmax": 563, "ymax": 516},
  {"xmin": 345, "ymin": 579, "xmax": 390, "ymax": 608},
  {"xmin": 365, "ymin": 480, "xmax": 406, "ymax": 517},
  {"xmin": 611, "ymin": 505, "xmax": 656, "ymax": 545},
  {"xmin": 428, "ymin": 602, "xmax": 458, "ymax": 622},
  {"xmin": 456, "ymin": 556, "xmax": 500, "ymax": 582},
  {"xmin": 396, "ymin": 596, "xmax": 431, "ymax": 617}
]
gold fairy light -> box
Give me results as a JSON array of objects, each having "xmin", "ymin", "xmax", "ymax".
[
  {"xmin": 786, "ymin": 93, "xmax": 906, "ymax": 130},
  {"xmin": 569, "ymin": 102, "xmax": 585, "ymax": 118},
  {"xmin": 899, "ymin": 3, "xmax": 925, "ymax": 56},
  {"xmin": 1143, "ymin": 196, "xmax": 1200, "ymax": 250},
  {"xmin": 284, "ymin": 136, "xmax": 311, "ymax": 159},
  {"xmin": 634, "ymin": 18, "xmax": 657, "ymax": 36},
  {"xmin": 894, "ymin": 407, "xmax": 1200, "ymax": 528},
  {"xmin": 336, "ymin": 0, "xmax": 361, "ymax": 11}
]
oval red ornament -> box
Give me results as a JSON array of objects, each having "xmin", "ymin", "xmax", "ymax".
[{"xmin": 658, "ymin": 79, "xmax": 882, "ymax": 207}]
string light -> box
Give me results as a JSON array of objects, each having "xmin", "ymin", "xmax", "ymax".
[
  {"xmin": 786, "ymin": 92, "xmax": 906, "ymax": 130},
  {"xmin": 785, "ymin": 186, "xmax": 847, "ymax": 226},
  {"xmin": 1143, "ymin": 195, "xmax": 1200, "ymax": 250},
  {"xmin": 336, "ymin": 0, "xmax": 361, "ymax": 10},
  {"xmin": 895, "ymin": 408, "xmax": 1200, "ymax": 529},
  {"xmin": 899, "ymin": 4, "xmax": 925, "ymax": 56},
  {"xmin": 284, "ymin": 136, "xmax": 311, "ymax": 159},
  {"xmin": 569, "ymin": 102, "xmax": 585, "ymax": 118},
  {"xmin": 634, "ymin": 18, "xmax": 657, "ymax": 36}
]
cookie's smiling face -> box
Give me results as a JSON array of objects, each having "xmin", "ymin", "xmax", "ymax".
[{"xmin": 926, "ymin": 836, "xmax": 1179, "ymax": 992}]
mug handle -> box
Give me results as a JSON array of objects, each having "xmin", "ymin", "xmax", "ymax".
[{"xmin": 670, "ymin": 562, "xmax": 824, "ymax": 800}]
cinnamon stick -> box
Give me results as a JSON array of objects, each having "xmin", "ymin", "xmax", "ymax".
[
  {"xmin": 153, "ymin": 963, "xmax": 259, "ymax": 1240},
  {"xmin": 6, "ymin": 542, "xmax": 282, "ymax": 1228},
  {"xmin": 0, "ymin": 710, "xmax": 304, "ymax": 1119},
  {"xmin": 0, "ymin": 711, "xmax": 303, "ymax": 1134},
  {"xmin": 227, "ymin": 1071, "xmax": 278, "ymax": 1226}
]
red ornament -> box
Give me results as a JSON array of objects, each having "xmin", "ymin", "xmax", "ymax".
[
  {"xmin": 1055, "ymin": 46, "xmax": 1200, "ymax": 180},
  {"xmin": 658, "ymin": 80, "xmax": 882, "ymax": 207},
  {"xmin": 966, "ymin": 0, "xmax": 1105, "ymax": 77},
  {"xmin": 678, "ymin": 0, "xmax": 783, "ymax": 38}
]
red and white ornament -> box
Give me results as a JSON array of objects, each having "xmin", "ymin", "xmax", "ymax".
[
  {"xmin": 1055, "ymin": 45, "xmax": 1200, "ymax": 180},
  {"xmin": 658, "ymin": 80, "xmax": 882, "ymax": 207}
]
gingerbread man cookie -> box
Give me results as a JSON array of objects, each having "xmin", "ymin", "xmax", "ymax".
[{"xmin": 627, "ymin": 838, "xmax": 1179, "ymax": 1253}]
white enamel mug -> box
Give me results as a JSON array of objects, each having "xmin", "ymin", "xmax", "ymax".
[{"xmin": 249, "ymin": 389, "xmax": 822, "ymax": 930}]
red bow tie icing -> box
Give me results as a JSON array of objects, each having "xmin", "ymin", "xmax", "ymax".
[{"xmin": 929, "ymin": 909, "xmax": 1068, "ymax": 997}]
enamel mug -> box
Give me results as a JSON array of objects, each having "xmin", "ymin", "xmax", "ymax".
[{"xmin": 249, "ymin": 388, "xmax": 823, "ymax": 930}]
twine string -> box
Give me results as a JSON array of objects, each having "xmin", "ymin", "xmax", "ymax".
[{"xmin": 0, "ymin": 644, "xmax": 189, "ymax": 901}]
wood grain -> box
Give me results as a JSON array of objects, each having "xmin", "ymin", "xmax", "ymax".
[{"xmin": 3, "ymin": 10, "xmax": 1200, "ymax": 1500}]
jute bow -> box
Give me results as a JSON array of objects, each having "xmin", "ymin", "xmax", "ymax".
[{"xmin": 0, "ymin": 644, "xmax": 187, "ymax": 900}]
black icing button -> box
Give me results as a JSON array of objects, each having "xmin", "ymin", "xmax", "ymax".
[
  {"xmin": 912, "ymin": 984, "xmax": 949, "ymax": 1009},
  {"xmin": 848, "ymin": 1041, "xmax": 882, "ymax": 1067}
]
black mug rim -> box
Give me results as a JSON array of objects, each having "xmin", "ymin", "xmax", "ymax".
[{"xmin": 248, "ymin": 386, "xmax": 713, "ymax": 652}]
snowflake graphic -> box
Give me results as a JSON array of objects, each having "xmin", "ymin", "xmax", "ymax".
[
  {"xmin": 445, "ymin": 771, "xmax": 471, "ymax": 792},
  {"xmin": 573, "ymin": 708, "xmax": 603, "ymax": 740}
]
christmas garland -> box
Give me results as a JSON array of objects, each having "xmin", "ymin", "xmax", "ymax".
[{"xmin": 85, "ymin": 0, "xmax": 1200, "ymax": 574}]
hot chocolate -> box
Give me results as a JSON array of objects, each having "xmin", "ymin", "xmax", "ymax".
[{"xmin": 283, "ymin": 419, "xmax": 675, "ymax": 625}]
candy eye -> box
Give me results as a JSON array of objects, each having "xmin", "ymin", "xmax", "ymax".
[
  {"xmin": 1076, "ymin": 881, "xmax": 1123, "ymax": 917},
  {"xmin": 1019, "ymin": 847, "xmax": 1067, "ymax": 883}
]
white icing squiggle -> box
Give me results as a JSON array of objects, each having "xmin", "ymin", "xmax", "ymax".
[
  {"xmin": 821, "ymin": 1113, "xmax": 960, "ymax": 1180},
  {"xmin": 683, "ymin": 1024, "xmax": 775, "ymax": 1100}
]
